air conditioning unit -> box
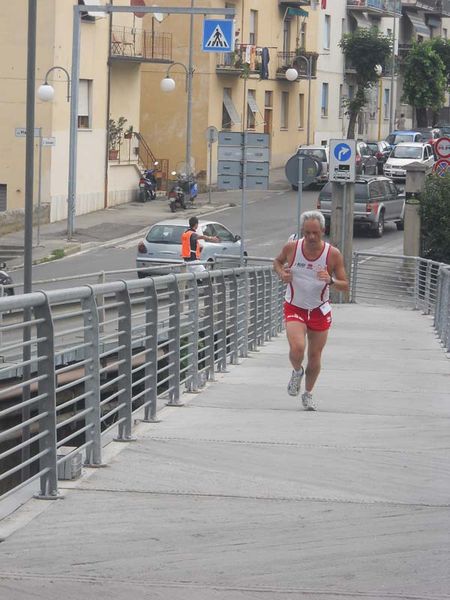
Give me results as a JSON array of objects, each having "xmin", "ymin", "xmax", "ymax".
[{"xmin": 57, "ymin": 446, "xmax": 83, "ymax": 480}]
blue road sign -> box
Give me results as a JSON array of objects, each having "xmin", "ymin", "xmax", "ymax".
[
  {"xmin": 333, "ymin": 143, "xmax": 352, "ymax": 161},
  {"xmin": 202, "ymin": 19, "xmax": 234, "ymax": 53}
]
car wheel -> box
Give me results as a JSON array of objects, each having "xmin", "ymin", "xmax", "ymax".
[
  {"xmin": 396, "ymin": 220, "xmax": 404, "ymax": 231},
  {"xmin": 372, "ymin": 212, "xmax": 385, "ymax": 238},
  {"xmin": 137, "ymin": 271, "xmax": 147, "ymax": 279},
  {"xmin": 206, "ymin": 258, "xmax": 215, "ymax": 270},
  {"xmin": 361, "ymin": 165, "xmax": 366, "ymax": 175},
  {"xmin": 292, "ymin": 184, "xmax": 298, "ymax": 191}
]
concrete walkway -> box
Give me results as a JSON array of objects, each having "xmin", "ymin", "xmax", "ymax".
[{"xmin": 0, "ymin": 303, "xmax": 449, "ymax": 599}]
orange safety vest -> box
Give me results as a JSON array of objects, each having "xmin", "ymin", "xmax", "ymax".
[{"xmin": 181, "ymin": 229, "xmax": 200, "ymax": 260}]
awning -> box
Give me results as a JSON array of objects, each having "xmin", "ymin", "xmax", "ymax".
[
  {"xmin": 79, "ymin": 0, "xmax": 106, "ymax": 19},
  {"xmin": 223, "ymin": 90, "xmax": 241, "ymax": 125},
  {"xmin": 247, "ymin": 90, "xmax": 261, "ymax": 115},
  {"xmin": 286, "ymin": 7, "xmax": 308, "ymax": 18},
  {"xmin": 427, "ymin": 16, "xmax": 441, "ymax": 29},
  {"xmin": 405, "ymin": 10, "xmax": 430, "ymax": 38},
  {"xmin": 350, "ymin": 10, "xmax": 371, "ymax": 30}
]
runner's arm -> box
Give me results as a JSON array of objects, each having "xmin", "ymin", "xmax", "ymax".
[
  {"xmin": 326, "ymin": 248, "xmax": 349, "ymax": 292},
  {"xmin": 273, "ymin": 243, "xmax": 294, "ymax": 283}
]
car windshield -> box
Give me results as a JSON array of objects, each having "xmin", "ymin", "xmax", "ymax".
[
  {"xmin": 146, "ymin": 224, "xmax": 186, "ymax": 244},
  {"xmin": 367, "ymin": 143, "xmax": 378, "ymax": 152},
  {"xmin": 298, "ymin": 149, "xmax": 327, "ymax": 162},
  {"xmin": 392, "ymin": 146, "xmax": 422, "ymax": 159},
  {"xmin": 392, "ymin": 134, "xmax": 415, "ymax": 144}
]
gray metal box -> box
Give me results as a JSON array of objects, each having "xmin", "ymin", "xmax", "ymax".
[
  {"xmin": 217, "ymin": 174, "xmax": 241, "ymax": 190},
  {"xmin": 246, "ymin": 162, "xmax": 270, "ymax": 177},
  {"xmin": 218, "ymin": 146, "xmax": 270, "ymax": 162},
  {"xmin": 245, "ymin": 132, "xmax": 270, "ymax": 148},
  {"xmin": 218, "ymin": 131, "xmax": 243, "ymax": 146},
  {"xmin": 218, "ymin": 160, "xmax": 241, "ymax": 176},
  {"xmin": 245, "ymin": 176, "xmax": 269, "ymax": 190}
]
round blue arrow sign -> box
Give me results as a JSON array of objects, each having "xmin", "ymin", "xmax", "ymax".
[{"xmin": 333, "ymin": 143, "xmax": 352, "ymax": 161}]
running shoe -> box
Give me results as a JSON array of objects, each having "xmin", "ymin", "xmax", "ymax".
[
  {"xmin": 301, "ymin": 391, "xmax": 316, "ymax": 411},
  {"xmin": 287, "ymin": 368, "xmax": 304, "ymax": 396}
]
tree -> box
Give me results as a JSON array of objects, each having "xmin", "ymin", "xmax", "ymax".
[
  {"xmin": 402, "ymin": 42, "xmax": 446, "ymax": 127},
  {"xmin": 339, "ymin": 28, "xmax": 392, "ymax": 139},
  {"xmin": 419, "ymin": 175, "xmax": 450, "ymax": 263}
]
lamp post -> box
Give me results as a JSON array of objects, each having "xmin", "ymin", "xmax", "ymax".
[
  {"xmin": 285, "ymin": 53, "xmax": 312, "ymax": 146},
  {"xmin": 389, "ymin": 0, "xmax": 399, "ymax": 133},
  {"xmin": 37, "ymin": 66, "xmax": 72, "ymax": 238},
  {"xmin": 160, "ymin": 60, "xmax": 194, "ymax": 181}
]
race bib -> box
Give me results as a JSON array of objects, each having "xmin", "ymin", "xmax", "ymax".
[{"xmin": 320, "ymin": 302, "xmax": 331, "ymax": 316}]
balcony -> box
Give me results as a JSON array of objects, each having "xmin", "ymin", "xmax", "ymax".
[
  {"xmin": 402, "ymin": 0, "xmax": 450, "ymax": 16},
  {"xmin": 276, "ymin": 50, "xmax": 318, "ymax": 80},
  {"xmin": 278, "ymin": 1, "xmax": 310, "ymax": 6},
  {"xmin": 216, "ymin": 44, "xmax": 261, "ymax": 76},
  {"xmin": 110, "ymin": 26, "xmax": 172, "ymax": 64},
  {"xmin": 347, "ymin": 0, "xmax": 402, "ymax": 16}
]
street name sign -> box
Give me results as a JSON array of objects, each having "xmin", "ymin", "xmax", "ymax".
[
  {"xmin": 202, "ymin": 19, "xmax": 233, "ymax": 52},
  {"xmin": 42, "ymin": 137, "xmax": 56, "ymax": 147},
  {"xmin": 434, "ymin": 137, "xmax": 450, "ymax": 159},
  {"xmin": 15, "ymin": 127, "xmax": 41, "ymax": 137},
  {"xmin": 329, "ymin": 139, "xmax": 356, "ymax": 182}
]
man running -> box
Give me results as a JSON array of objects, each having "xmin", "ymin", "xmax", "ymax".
[{"xmin": 273, "ymin": 210, "xmax": 349, "ymax": 411}]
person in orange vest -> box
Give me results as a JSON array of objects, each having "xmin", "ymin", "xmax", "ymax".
[{"xmin": 181, "ymin": 216, "xmax": 219, "ymax": 271}]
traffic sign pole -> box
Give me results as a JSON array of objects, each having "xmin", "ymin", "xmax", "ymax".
[{"xmin": 297, "ymin": 155, "xmax": 304, "ymax": 240}]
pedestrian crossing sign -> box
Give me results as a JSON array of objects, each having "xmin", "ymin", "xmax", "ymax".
[{"xmin": 202, "ymin": 19, "xmax": 234, "ymax": 53}]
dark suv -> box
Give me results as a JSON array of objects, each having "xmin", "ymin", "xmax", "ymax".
[{"xmin": 317, "ymin": 175, "xmax": 405, "ymax": 238}]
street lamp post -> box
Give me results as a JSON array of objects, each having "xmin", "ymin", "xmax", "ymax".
[{"xmin": 285, "ymin": 54, "xmax": 312, "ymax": 146}]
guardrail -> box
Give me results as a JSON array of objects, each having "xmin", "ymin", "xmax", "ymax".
[{"xmin": 0, "ymin": 266, "xmax": 284, "ymax": 503}]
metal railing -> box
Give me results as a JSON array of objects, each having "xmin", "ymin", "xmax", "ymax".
[
  {"xmin": 0, "ymin": 266, "xmax": 284, "ymax": 502},
  {"xmin": 110, "ymin": 26, "xmax": 172, "ymax": 62},
  {"xmin": 351, "ymin": 252, "xmax": 449, "ymax": 351},
  {"xmin": 276, "ymin": 51, "xmax": 318, "ymax": 78}
]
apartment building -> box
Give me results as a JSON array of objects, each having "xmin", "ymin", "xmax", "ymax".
[{"xmin": 0, "ymin": 0, "xmax": 167, "ymax": 224}]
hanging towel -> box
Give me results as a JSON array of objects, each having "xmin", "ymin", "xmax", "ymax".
[{"xmin": 260, "ymin": 47, "xmax": 270, "ymax": 79}]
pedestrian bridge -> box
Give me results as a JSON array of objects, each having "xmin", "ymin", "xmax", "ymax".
[{"xmin": 0, "ymin": 253, "xmax": 449, "ymax": 599}]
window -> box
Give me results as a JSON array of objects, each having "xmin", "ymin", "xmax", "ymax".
[
  {"xmin": 321, "ymin": 83, "xmax": 329, "ymax": 117},
  {"xmin": 299, "ymin": 22, "xmax": 307, "ymax": 50},
  {"xmin": 283, "ymin": 18, "xmax": 291, "ymax": 54},
  {"xmin": 249, "ymin": 10, "xmax": 258, "ymax": 45},
  {"xmin": 298, "ymin": 94, "xmax": 305, "ymax": 129},
  {"xmin": 338, "ymin": 85, "xmax": 343, "ymax": 118},
  {"xmin": 265, "ymin": 91, "xmax": 273, "ymax": 108},
  {"xmin": 247, "ymin": 89, "xmax": 256, "ymax": 130},
  {"xmin": 78, "ymin": 79, "xmax": 92, "ymax": 129},
  {"xmin": 0, "ymin": 184, "xmax": 6, "ymax": 212},
  {"xmin": 281, "ymin": 92, "xmax": 289, "ymax": 129},
  {"xmin": 324, "ymin": 15, "xmax": 331, "ymax": 50},
  {"xmin": 222, "ymin": 88, "xmax": 240, "ymax": 128},
  {"xmin": 211, "ymin": 223, "xmax": 235, "ymax": 242},
  {"xmin": 383, "ymin": 88, "xmax": 390, "ymax": 119}
]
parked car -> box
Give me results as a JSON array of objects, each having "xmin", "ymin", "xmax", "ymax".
[
  {"xmin": 355, "ymin": 141, "xmax": 378, "ymax": 175},
  {"xmin": 383, "ymin": 142, "xmax": 435, "ymax": 180},
  {"xmin": 136, "ymin": 219, "xmax": 242, "ymax": 276},
  {"xmin": 385, "ymin": 130, "xmax": 423, "ymax": 147},
  {"xmin": 294, "ymin": 145, "xmax": 329, "ymax": 188},
  {"xmin": 367, "ymin": 140, "xmax": 391, "ymax": 174},
  {"xmin": 317, "ymin": 175, "xmax": 405, "ymax": 238}
]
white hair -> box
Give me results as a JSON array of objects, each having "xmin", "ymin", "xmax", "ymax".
[{"xmin": 300, "ymin": 210, "xmax": 325, "ymax": 231}]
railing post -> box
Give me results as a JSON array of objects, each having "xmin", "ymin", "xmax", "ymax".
[
  {"xmin": 240, "ymin": 272, "xmax": 249, "ymax": 358},
  {"xmin": 33, "ymin": 293, "xmax": 59, "ymax": 499},
  {"xmin": 248, "ymin": 269, "xmax": 258, "ymax": 351},
  {"xmin": 229, "ymin": 270, "xmax": 240, "ymax": 365},
  {"xmin": 143, "ymin": 278, "xmax": 160, "ymax": 422},
  {"xmin": 186, "ymin": 276, "xmax": 200, "ymax": 392},
  {"xmin": 350, "ymin": 252, "xmax": 358, "ymax": 303},
  {"xmin": 114, "ymin": 283, "xmax": 135, "ymax": 441},
  {"xmin": 166, "ymin": 276, "xmax": 183, "ymax": 406},
  {"xmin": 82, "ymin": 287, "xmax": 103, "ymax": 466},
  {"xmin": 203, "ymin": 272, "xmax": 216, "ymax": 381},
  {"xmin": 263, "ymin": 268, "xmax": 273, "ymax": 341},
  {"xmin": 217, "ymin": 272, "xmax": 228, "ymax": 372}
]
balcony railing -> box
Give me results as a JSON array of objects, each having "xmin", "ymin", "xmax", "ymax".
[
  {"xmin": 408, "ymin": 0, "xmax": 450, "ymax": 16},
  {"xmin": 347, "ymin": 0, "xmax": 402, "ymax": 15},
  {"xmin": 276, "ymin": 51, "xmax": 318, "ymax": 79},
  {"xmin": 278, "ymin": 0, "xmax": 310, "ymax": 6},
  {"xmin": 216, "ymin": 44, "xmax": 261, "ymax": 75},
  {"xmin": 110, "ymin": 26, "xmax": 172, "ymax": 63}
]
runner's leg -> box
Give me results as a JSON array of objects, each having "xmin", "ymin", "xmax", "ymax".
[
  {"xmin": 286, "ymin": 321, "xmax": 307, "ymax": 371},
  {"xmin": 304, "ymin": 329, "xmax": 329, "ymax": 392}
]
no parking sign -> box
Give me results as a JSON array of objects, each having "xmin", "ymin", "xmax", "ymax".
[
  {"xmin": 434, "ymin": 137, "xmax": 450, "ymax": 159},
  {"xmin": 433, "ymin": 158, "xmax": 450, "ymax": 177}
]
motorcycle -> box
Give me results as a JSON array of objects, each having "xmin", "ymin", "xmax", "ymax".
[
  {"xmin": 0, "ymin": 262, "xmax": 14, "ymax": 296},
  {"xmin": 168, "ymin": 170, "xmax": 198, "ymax": 213},
  {"xmin": 138, "ymin": 168, "xmax": 157, "ymax": 202}
]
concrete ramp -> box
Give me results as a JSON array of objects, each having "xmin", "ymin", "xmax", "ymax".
[{"xmin": 0, "ymin": 304, "xmax": 449, "ymax": 600}]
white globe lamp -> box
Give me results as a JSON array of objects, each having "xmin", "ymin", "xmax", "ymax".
[
  {"xmin": 285, "ymin": 68, "xmax": 299, "ymax": 82},
  {"xmin": 37, "ymin": 83, "xmax": 55, "ymax": 102},
  {"xmin": 374, "ymin": 64, "xmax": 382, "ymax": 76},
  {"xmin": 160, "ymin": 77, "xmax": 176, "ymax": 93}
]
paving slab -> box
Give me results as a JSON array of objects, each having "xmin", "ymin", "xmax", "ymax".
[{"xmin": 0, "ymin": 303, "xmax": 449, "ymax": 600}]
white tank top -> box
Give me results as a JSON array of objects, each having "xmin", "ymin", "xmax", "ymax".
[{"xmin": 284, "ymin": 239, "xmax": 331, "ymax": 309}]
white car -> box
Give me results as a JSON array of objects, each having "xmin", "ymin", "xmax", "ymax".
[
  {"xmin": 136, "ymin": 219, "xmax": 242, "ymax": 276},
  {"xmin": 383, "ymin": 142, "xmax": 435, "ymax": 180}
]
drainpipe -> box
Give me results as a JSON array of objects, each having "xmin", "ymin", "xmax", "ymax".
[{"xmin": 104, "ymin": 0, "xmax": 113, "ymax": 208}]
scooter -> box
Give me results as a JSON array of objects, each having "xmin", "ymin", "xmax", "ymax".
[
  {"xmin": 168, "ymin": 170, "xmax": 198, "ymax": 212},
  {"xmin": 0, "ymin": 262, "xmax": 14, "ymax": 296},
  {"xmin": 138, "ymin": 168, "xmax": 157, "ymax": 202}
]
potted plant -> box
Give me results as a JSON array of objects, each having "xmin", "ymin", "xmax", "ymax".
[
  {"xmin": 108, "ymin": 116, "xmax": 127, "ymax": 160},
  {"xmin": 124, "ymin": 125, "xmax": 133, "ymax": 139}
]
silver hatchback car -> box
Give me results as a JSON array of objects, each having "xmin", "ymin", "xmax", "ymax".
[{"xmin": 136, "ymin": 219, "xmax": 242, "ymax": 276}]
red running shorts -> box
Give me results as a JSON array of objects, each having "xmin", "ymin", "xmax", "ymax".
[{"xmin": 283, "ymin": 301, "xmax": 332, "ymax": 331}]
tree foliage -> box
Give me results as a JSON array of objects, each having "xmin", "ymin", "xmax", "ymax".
[
  {"xmin": 419, "ymin": 175, "xmax": 450, "ymax": 263},
  {"xmin": 339, "ymin": 28, "xmax": 392, "ymax": 139},
  {"xmin": 429, "ymin": 37, "xmax": 450, "ymax": 85},
  {"xmin": 402, "ymin": 42, "xmax": 446, "ymax": 127}
]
